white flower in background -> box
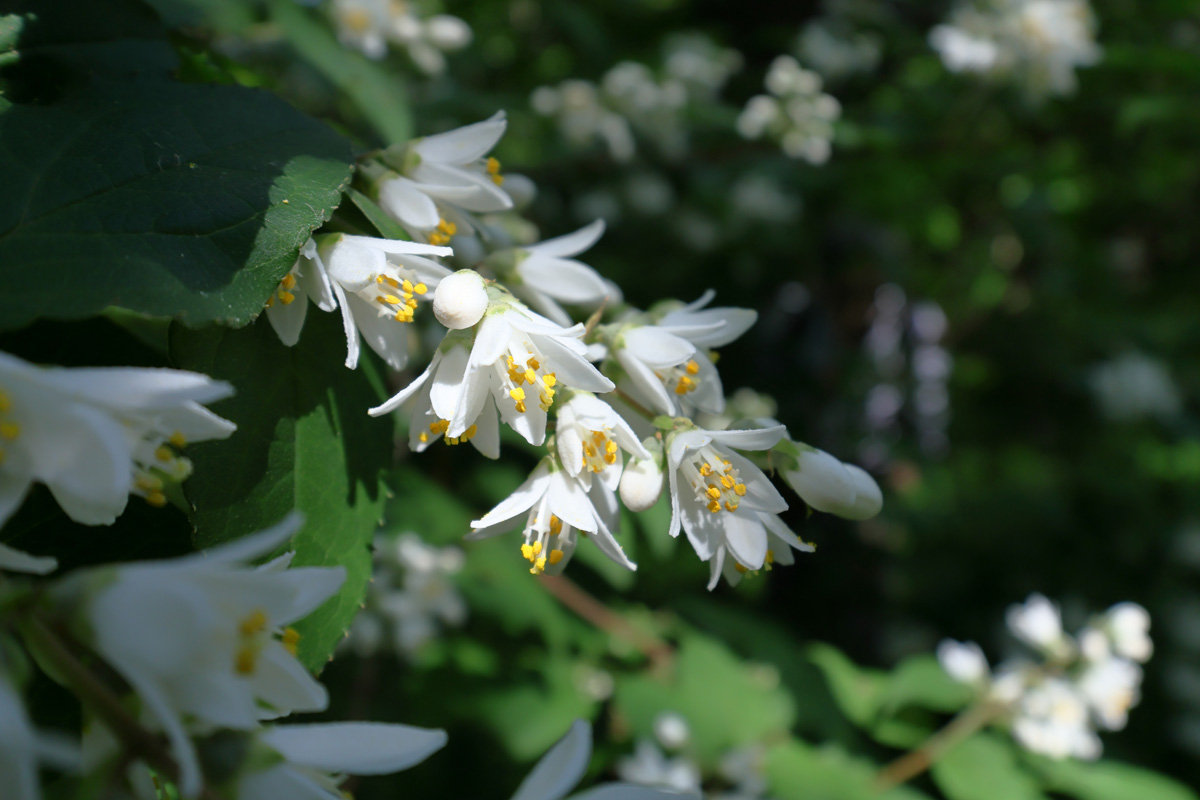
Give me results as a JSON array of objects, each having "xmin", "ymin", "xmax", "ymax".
[
  {"xmin": 798, "ymin": 20, "xmax": 882, "ymax": 80},
  {"xmin": 347, "ymin": 533, "xmax": 467, "ymax": 658},
  {"xmin": 1103, "ymin": 602, "xmax": 1153, "ymax": 662},
  {"xmin": 0, "ymin": 542, "xmax": 56, "ymax": 575},
  {"xmin": 937, "ymin": 639, "xmax": 990, "ymax": 686},
  {"xmin": 371, "ymin": 282, "xmax": 614, "ymax": 448},
  {"xmin": 737, "ymin": 56, "xmax": 840, "ymax": 164},
  {"xmin": 929, "ymin": 0, "xmax": 1101, "ymax": 98},
  {"xmin": 491, "ymin": 220, "xmax": 616, "ymax": 327},
  {"xmin": 376, "ymin": 114, "xmax": 513, "ymax": 238},
  {"xmin": 714, "ymin": 744, "xmax": 769, "ymax": 800},
  {"xmin": 265, "ymin": 239, "xmax": 337, "ymax": 347},
  {"xmin": 331, "ymin": 0, "xmax": 471, "ymax": 73},
  {"xmin": 556, "ymin": 393, "xmax": 650, "ymax": 493},
  {"xmin": 652, "ymin": 712, "xmax": 691, "ymax": 751},
  {"xmin": 1088, "ymin": 352, "xmax": 1182, "ymax": 422},
  {"xmin": 611, "ymin": 291, "xmax": 756, "ymax": 417},
  {"xmin": 0, "ymin": 674, "xmax": 78, "ymax": 800},
  {"xmin": 1078, "ymin": 657, "xmax": 1142, "ymax": 731},
  {"xmin": 777, "ymin": 442, "xmax": 883, "ymax": 521},
  {"xmin": 532, "ymin": 80, "xmax": 637, "ymax": 163},
  {"xmin": 0, "ymin": 351, "xmax": 235, "ymax": 527},
  {"xmin": 469, "ymin": 455, "xmax": 634, "ymax": 575},
  {"xmin": 237, "ymin": 721, "xmax": 448, "ymax": 799},
  {"xmin": 1006, "ymin": 593, "xmax": 1070, "ymax": 658},
  {"xmin": 1012, "ymin": 678, "xmax": 1101, "ymax": 760},
  {"xmin": 663, "ymin": 33, "xmax": 742, "ymax": 98},
  {"xmin": 59, "ymin": 514, "xmax": 343, "ymax": 797},
  {"xmin": 513, "ymin": 720, "xmax": 694, "ymax": 800},
  {"xmin": 315, "ymin": 233, "xmax": 453, "ymax": 370},
  {"xmin": 616, "ymin": 740, "xmax": 701, "ymax": 794}
]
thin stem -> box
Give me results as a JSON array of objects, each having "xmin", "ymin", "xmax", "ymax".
[
  {"xmin": 873, "ymin": 702, "xmax": 1006, "ymax": 791},
  {"xmin": 538, "ymin": 574, "xmax": 673, "ymax": 668},
  {"xmin": 22, "ymin": 612, "xmax": 223, "ymax": 800}
]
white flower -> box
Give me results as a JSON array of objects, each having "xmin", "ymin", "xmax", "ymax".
[
  {"xmin": 1104, "ymin": 602, "xmax": 1153, "ymax": 662},
  {"xmin": 513, "ymin": 720, "xmax": 695, "ymax": 800},
  {"xmin": 332, "ymin": 0, "xmax": 392, "ymax": 59},
  {"xmin": 0, "ymin": 542, "xmax": 56, "ymax": 575},
  {"xmin": 1006, "ymin": 593, "xmax": 1069, "ymax": 657},
  {"xmin": 616, "ymin": 740, "xmax": 702, "ymax": 794},
  {"xmin": 665, "ymin": 425, "xmax": 813, "ymax": 587},
  {"xmin": 0, "ymin": 351, "xmax": 235, "ymax": 527},
  {"xmin": 779, "ymin": 444, "xmax": 882, "ymax": 521},
  {"xmin": 556, "ymin": 393, "xmax": 650, "ymax": 493},
  {"xmin": 496, "ymin": 220, "xmax": 616, "ymax": 327},
  {"xmin": 652, "ymin": 712, "xmax": 691, "ymax": 751},
  {"xmin": 433, "ymin": 269, "xmax": 490, "ymax": 330},
  {"xmin": 738, "ymin": 57, "xmax": 839, "ymax": 164},
  {"xmin": 377, "ymin": 114, "xmax": 513, "ymax": 236},
  {"xmin": 707, "ymin": 508, "xmax": 814, "ymax": 591},
  {"xmin": 619, "ymin": 447, "xmax": 665, "ymax": 513},
  {"xmin": 370, "ymin": 286, "xmax": 614, "ymax": 448},
  {"xmin": 0, "ymin": 674, "xmax": 78, "ymax": 800},
  {"xmin": 316, "ymin": 233, "xmax": 453, "ymax": 370},
  {"xmin": 60, "ymin": 514, "xmax": 344, "ymax": 797},
  {"xmin": 264, "ymin": 239, "xmax": 338, "ymax": 348},
  {"xmin": 1077, "ymin": 657, "xmax": 1142, "ymax": 731},
  {"xmin": 612, "ymin": 291, "xmax": 756, "ymax": 417},
  {"xmin": 468, "ymin": 456, "xmax": 634, "ymax": 575},
  {"xmin": 237, "ymin": 721, "xmax": 448, "ymax": 799},
  {"xmin": 937, "ymin": 639, "xmax": 990, "ymax": 686},
  {"xmin": 929, "ymin": 24, "xmax": 1001, "ymax": 72},
  {"xmin": 1089, "ymin": 352, "xmax": 1181, "ymax": 422},
  {"xmin": 1011, "ymin": 678, "xmax": 1101, "ymax": 760}
]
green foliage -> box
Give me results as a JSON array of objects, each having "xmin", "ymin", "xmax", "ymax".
[
  {"xmin": 1028, "ymin": 756, "xmax": 1200, "ymax": 800},
  {"xmin": 0, "ymin": 0, "xmax": 353, "ymax": 331},
  {"xmin": 931, "ymin": 734, "xmax": 1047, "ymax": 800},
  {"xmin": 766, "ymin": 739, "xmax": 931, "ymax": 800},
  {"xmin": 170, "ymin": 311, "xmax": 393, "ymax": 672}
]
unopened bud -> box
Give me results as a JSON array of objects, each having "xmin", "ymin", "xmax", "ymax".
[
  {"xmin": 433, "ymin": 270, "xmax": 488, "ymax": 329},
  {"xmin": 782, "ymin": 448, "xmax": 858, "ymax": 517},
  {"xmin": 620, "ymin": 438, "xmax": 664, "ymax": 512}
]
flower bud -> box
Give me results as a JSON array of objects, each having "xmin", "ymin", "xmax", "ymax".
[
  {"xmin": 1106, "ymin": 602, "xmax": 1152, "ymax": 662},
  {"xmin": 937, "ymin": 639, "xmax": 989, "ymax": 686},
  {"xmin": 620, "ymin": 438, "xmax": 664, "ymax": 512},
  {"xmin": 782, "ymin": 448, "xmax": 858, "ymax": 516},
  {"xmin": 841, "ymin": 464, "xmax": 883, "ymax": 521},
  {"xmin": 433, "ymin": 270, "xmax": 488, "ymax": 329}
]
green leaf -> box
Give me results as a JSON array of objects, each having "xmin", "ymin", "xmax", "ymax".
[
  {"xmin": 614, "ymin": 631, "xmax": 795, "ymax": 763},
  {"xmin": 0, "ymin": 0, "xmax": 354, "ymax": 331},
  {"xmin": 931, "ymin": 733, "xmax": 1047, "ymax": 800},
  {"xmin": 807, "ymin": 643, "xmax": 887, "ymax": 727},
  {"xmin": 766, "ymin": 739, "xmax": 932, "ymax": 800},
  {"xmin": 350, "ymin": 188, "xmax": 413, "ymax": 240},
  {"xmin": 169, "ymin": 311, "xmax": 393, "ymax": 672},
  {"xmin": 474, "ymin": 654, "xmax": 597, "ymax": 760},
  {"xmin": 1028, "ymin": 756, "xmax": 1199, "ymax": 800},
  {"xmin": 268, "ymin": 0, "xmax": 413, "ymax": 145},
  {"xmin": 880, "ymin": 654, "xmax": 974, "ymax": 715}
]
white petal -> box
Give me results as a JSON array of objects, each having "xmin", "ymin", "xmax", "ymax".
[
  {"xmin": 471, "ymin": 314, "xmax": 514, "ymax": 368},
  {"xmin": 709, "ymin": 425, "xmax": 787, "ymax": 452},
  {"xmin": 330, "ymin": 283, "xmax": 361, "ymax": 370},
  {"xmin": 573, "ymin": 785, "xmax": 701, "ymax": 800},
  {"xmin": 660, "ymin": 307, "xmax": 757, "ymax": 349},
  {"xmin": 368, "ymin": 351, "xmax": 439, "ymax": 417},
  {"xmin": 238, "ymin": 765, "xmax": 334, "ymax": 800},
  {"xmin": 36, "ymin": 367, "xmax": 233, "ymax": 409},
  {"xmin": 510, "ymin": 719, "xmax": 590, "ymax": 800},
  {"xmin": 297, "ymin": 245, "xmax": 337, "ymax": 311},
  {"xmin": 760, "ymin": 513, "xmax": 814, "ymax": 555},
  {"xmin": 783, "ymin": 449, "xmax": 857, "ymax": 515},
  {"xmin": 276, "ymin": 566, "xmax": 347, "ymax": 622},
  {"xmin": 724, "ymin": 451, "xmax": 787, "ymax": 514},
  {"xmin": 378, "ymin": 178, "xmax": 441, "ymax": 231},
  {"xmin": 525, "ymin": 220, "xmax": 605, "ymax": 259},
  {"xmin": 531, "ymin": 336, "xmax": 614, "ymax": 393},
  {"xmin": 411, "ymin": 163, "xmax": 513, "ymax": 212},
  {"xmin": 557, "ymin": 426, "xmax": 585, "ymax": 478},
  {"xmin": 413, "ymin": 116, "xmax": 507, "ymax": 165},
  {"xmin": 470, "ymin": 461, "xmax": 552, "ymax": 530},
  {"xmin": 430, "ymin": 345, "xmax": 470, "ymax": 421},
  {"xmin": 266, "ymin": 295, "xmax": 308, "ymax": 347},
  {"xmin": 547, "ymin": 472, "xmax": 598, "ymax": 533},
  {"xmin": 324, "ymin": 239, "xmax": 388, "ymax": 293},
  {"xmin": 468, "ymin": 396, "xmax": 502, "ymax": 459},
  {"xmin": 0, "ymin": 542, "xmax": 57, "ymax": 575},
  {"xmin": 683, "ymin": 353, "xmax": 724, "ymax": 415},
  {"xmin": 345, "ymin": 293, "xmax": 411, "ymax": 371},
  {"xmin": 842, "ymin": 465, "xmax": 883, "ymax": 520},
  {"xmin": 616, "ymin": 351, "xmax": 675, "ymax": 417},
  {"xmin": 622, "ymin": 328, "xmax": 695, "ymax": 369},
  {"xmin": 262, "ymin": 722, "xmax": 447, "ymax": 774},
  {"xmin": 35, "ymin": 402, "xmax": 133, "ymax": 526},
  {"xmin": 515, "ymin": 286, "xmax": 574, "ymax": 327},
  {"xmin": 722, "ymin": 513, "xmax": 768, "ymax": 569},
  {"xmin": 707, "ymin": 547, "xmax": 726, "ymax": 591},
  {"xmin": 519, "ymin": 257, "xmax": 610, "ymax": 304},
  {"xmin": 337, "ymin": 234, "xmax": 452, "ymax": 259},
  {"xmin": 677, "ymin": 489, "xmax": 720, "ymax": 561},
  {"xmin": 667, "ymin": 429, "xmax": 712, "ymax": 467},
  {"xmin": 189, "ymin": 512, "xmax": 304, "ymax": 566},
  {"xmin": 0, "ymin": 478, "xmax": 31, "ymax": 530}
]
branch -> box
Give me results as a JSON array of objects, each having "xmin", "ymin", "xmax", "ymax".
[
  {"xmin": 538, "ymin": 574, "xmax": 673, "ymax": 669},
  {"xmin": 873, "ymin": 701, "xmax": 1005, "ymax": 791}
]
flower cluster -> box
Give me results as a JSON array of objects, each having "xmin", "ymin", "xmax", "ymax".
[
  {"xmin": 938, "ymin": 594, "xmax": 1152, "ymax": 760},
  {"xmin": 797, "ymin": 19, "xmax": 883, "ymax": 81},
  {"xmin": 330, "ymin": 0, "xmax": 471, "ymax": 73},
  {"xmin": 929, "ymin": 0, "xmax": 1102, "ymax": 98},
  {"xmin": 736, "ymin": 56, "xmax": 841, "ymax": 164}
]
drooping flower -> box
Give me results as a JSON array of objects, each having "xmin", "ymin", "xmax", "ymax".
[
  {"xmin": 264, "ymin": 239, "xmax": 337, "ymax": 348},
  {"xmin": 56, "ymin": 514, "xmax": 343, "ymax": 797},
  {"xmin": 374, "ymin": 114, "xmax": 513, "ymax": 239},
  {"xmin": 370, "ymin": 281, "xmax": 614, "ymax": 448},
  {"xmin": 468, "ymin": 455, "xmax": 633, "ymax": 575},
  {"xmin": 315, "ymin": 233, "xmax": 453, "ymax": 370},
  {"xmin": 776, "ymin": 440, "xmax": 883, "ymax": 521},
  {"xmin": 236, "ymin": 721, "xmax": 448, "ymax": 800},
  {"xmin": 555, "ymin": 393, "xmax": 650, "ymax": 493},
  {"xmin": 0, "ymin": 351, "xmax": 236, "ymax": 528},
  {"xmin": 489, "ymin": 220, "xmax": 616, "ymax": 327}
]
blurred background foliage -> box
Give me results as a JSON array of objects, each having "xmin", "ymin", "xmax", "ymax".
[{"xmin": 6, "ymin": 0, "xmax": 1200, "ymax": 797}]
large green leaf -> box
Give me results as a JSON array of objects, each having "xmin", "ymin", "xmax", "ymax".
[
  {"xmin": 1028, "ymin": 756, "xmax": 1199, "ymax": 800},
  {"xmin": 0, "ymin": 0, "xmax": 353, "ymax": 331},
  {"xmin": 169, "ymin": 311, "xmax": 393, "ymax": 672},
  {"xmin": 931, "ymin": 733, "xmax": 1048, "ymax": 800},
  {"xmin": 766, "ymin": 739, "xmax": 931, "ymax": 800}
]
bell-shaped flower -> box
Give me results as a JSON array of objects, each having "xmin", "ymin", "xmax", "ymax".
[
  {"xmin": 776, "ymin": 440, "xmax": 882, "ymax": 521},
  {"xmin": 555, "ymin": 392, "xmax": 649, "ymax": 493},
  {"xmin": 370, "ymin": 283, "xmax": 614, "ymax": 448},
  {"xmin": 512, "ymin": 719, "xmax": 698, "ymax": 800},
  {"xmin": 237, "ymin": 721, "xmax": 448, "ymax": 800},
  {"xmin": 468, "ymin": 454, "xmax": 634, "ymax": 575},
  {"xmin": 490, "ymin": 220, "xmax": 616, "ymax": 327},
  {"xmin": 705, "ymin": 508, "xmax": 814, "ymax": 591},
  {"xmin": 610, "ymin": 291, "xmax": 756, "ymax": 417},
  {"xmin": 55, "ymin": 514, "xmax": 344, "ymax": 797},
  {"xmin": 375, "ymin": 113, "xmax": 513, "ymax": 238},
  {"xmin": 264, "ymin": 239, "xmax": 338, "ymax": 348},
  {"xmin": 0, "ymin": 351, "xmax": 236, "ymax": 528},
  {"xmin": 665, "ymin": 424, "xmax": 798, "ymax": 580},
  {"xmin": 315, "ymin": 233, "xmax": 453, "ymax": 370}
]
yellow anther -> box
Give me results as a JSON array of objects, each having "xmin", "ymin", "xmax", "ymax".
[
  {"xmin": 445, "ymin": 436, "xmax": 461, "ymax": 445},
  {"xmin": 492, "ymin": 174, "xmax": 504, "ymax": 186},
  {"xmin": 0, "ymin": 392, "xmax": 10, "ymax": 412},
  {"xmin": 282, "ymin": 627, "xmax": 301, "ymax": 655},
  {"xmin": 429, "ymin": 233, "xmax": 448, "ymax": 246},
  {"xmin": 591, "ymin": 430, "xmax": 606, "ymax": 444},
  {"xmin": 486, "ymin": 157, "xmax": 501, "ymax": 175},
  {"xmin": 707, "ymin": 500, "xmax": 721, "ymax": 513},
  {"xmin": 462, "ymin": 425, "xmax": 477, "ymax": 441},
  {"xmin": 685, "ymin": 360, "xmax": 699, "ymax": 375},
  {"xmin": 155, "ymin": 445, "xmax": 174, "ymax": 462},
  {"xmin": 733, "ymin": 484, "xmax": 747, "ymax": 496},
  {"xmin": 605, "ymin": 441, "xmax": 618, "ymax": 454},
  {"xmin": 430, "ymin": 420, "xmax": 450, "ymax": 434},
  {"xmin": 720, "ymin": 475, "xmax": 735, "ymax": 489},
  {"xmin": 278, "ymin": 291, "xmax": 296, "ymax": 305},
  {"xmin": 699, "ymin": 463, "xmax": 713, "ymax": 476},
  {"xmin": 542, "ymin": 373, "xmax": 556, "ymax": 387},
  {"xmin": 418, "ymin": 432, "xmax": 429, "ymax": 443},
  {"xmin": 235, "ymin": 647, "xmax": 257, "ymax": 674},
  {"xmin": 548, "ymin": 549, "xmax": 564, "ymax": 565},
  {"xmin": 265, "ymin": 295, "xmax": 275, "ymax": 307},
  {"xmin": 0, "ymin": 422, "xmax": 20, "ymax": 440},
  {"xmin": 724, "ymin": 500, "xmax": 739, "ymax": 512},
  {"xmin": 527, "ymin": 357, "xmax": 540, "ymax": 370},
  {"xmin": 436, "ymin": 219, "xmax": 457, "ymax": 236},
  {"xmin": 169, "ymin": 432, "xmax": 188, "ymax": 448},
  {"xmin": 239, "ymin": 610, "xmax": 268, "ymax": 636},
  {"xmin": 379, "ymin": 294, "xmax": 402, "ymax": 305},
  {"xmin": 583, "ymin": 442, "xmax": 596, "ymax": 457},
  {"xmin": 706, "ymin": 485, "xmax": 721, "ymax": 500},
  {"xmin": 604, "ymin": 453, "xmax": 617, "ymax": 465},
  {"xmin": 734, "ymin": 563, "xmax": 748, "ymax": 574},
  {"xmin": 509, "ymin": 387, "xmax": 526, "ymax": 402},
  {"xmin": 524, "ymin": 368, "xmax": 537, "ymax": 384},
  {"xmin": 281, "ymin": 274, "xmax": 297, "ymax": 290},
  {"xmin": 521, "ymin": 543, "xmax": 535, "ymax": 561},
  {"xmin": 414, "ymin": 283, "xmax": 428, "ymax": 295},
  {"xmin": 405, "ymin": 297, "xmax": 418, "ymax": 308},
  {"xmin": 145, "ymin": 491, "xmax": 167, "ymax": 508},
  {"xmin": 674, "ymin": 376, "xmax": 695, "ymax": 395},
  {"xmin": 549, "ymin": 515, "xmax": 563, "ymax": 535},
  {"xmin": 765, "ymin": 550, "xmax": 775, "ymax": 570},
  {"xmin": 136, "ymin": 475, "xmax": 163, "ymax": 492},
  {"xmin": 531, "ymin": 541, "xmax": 543, "ymax": 555},
  {"xmin": 534, "ymin": 555, "xmax": 547, "ymax": 571}
]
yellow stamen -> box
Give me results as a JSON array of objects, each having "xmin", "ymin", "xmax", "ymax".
[
  {"xmin": 145, "ymin": 491, "xmax": 167, "ymax": 508},
  {"xmin": 155, "ymin": 445, "xmax": 174, "ymax": 462},
  {"xmin": 282, "ymin": 627, "xmax": 301, "ymax": 656},
  {"xmin": 734, "ymin": 563, "xmax": 748, "ymax": 574},
  {"xmin": 235, "ymin": 647, "xmax": 257, "ymax": 674},
  {"xmin": 0, "ymin": 422, "xmax": 20, "ymax": 440},
  {"xmin": 521, "ymin": 544, "xmax": 535, "ymax": 561},
  {"xmin": 707, "ymin": 500, "xmax": 721, "ymax": 513},
  {"xmin": 414, "ymin": 283, "xmax": 428, "ymax": 295},
  {"xmin": 706, "ymin": 485, "xmax": 722, "ymax": 500},
  {"xmin": 548, "ymin": 549, "xmax": 564, "ymax": 565},
  {"xmin": 699, "ymin": 463, "xmax": 713, "ymax": 477},
  {"xmin": 733, "ymin": 484, "xmax": 747, "ymax": 496},
  {"xmin": 239, "ymin": 610, "xmax": 268, "ymax": 636},
  {"xmin": 169, "ymin": 432, "xmax": 188, "ymax": 448},
  {"xmin": 281, "ymin": 274, "xmax": 297, "ymax": 290},
  {"xmin": 486, "ymin": 157, "xmax": 501, "ymax": 175},
  {"xmin": 418, "ymin": 432, "xmax": 429, "ymax": 443},
  {"xmin": 278, "ymin": 291, "xmax": 295, "ymax": 305},
  {"xmin": 685, "ymin": 360, "xmax": 699, "ymax": 375}
]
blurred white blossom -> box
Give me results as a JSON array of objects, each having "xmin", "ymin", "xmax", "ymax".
[
  {"xmin": 1089, "ymin": 351, "xmax": 1182, "ymax": 422},
  {"xmin": 330, "ymin": 0, "xmax": 471, "ymax": 73},
  {"xmin": 737, "ymin": 56, "xmax": 840, "ymax": 164}
]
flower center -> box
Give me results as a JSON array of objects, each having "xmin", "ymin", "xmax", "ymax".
[
  {"xmin": 679, "ymin": 444, "xmax": 748, "ymax": 513},
  {"xmin": 0, "ymin": 389, "xmax": 19, "ymax": 466},
  {"xmin": 369, "ymin": 270, "xmax": 428, "ymax": 323},
  {"xmin": 419, "ymin": 418, "xmax": 478, "ymax": 445},
  {"xmin": 234, "ymin": 608, "xmax": 301, "ymax": 674},
  {"xmin": 733, "ymin": 549, "xmax": 775, "ymax": 575},
  {"xmin": 486, "ymin": 157, "xmax": 504, "ymax": 186},
  {"xmin": 656, "ymin": 358, "xmax": 700, "ymax": 396},
  {"xmin": 133, "ymin": 430, "xmax": 192, "ymax": 508},
  {"xmin": 500, "ymin": 345, "xmax": 557, "ymax": 415},
  {"xmin": 428, "ymin": 218, "xmax": 457, "ymax": 246},
  {"xmin": 520, "ymin": 509, "xmax": 566, "ymax": 574},
  {"xmin": 265, "ymin": 271, "xmax": 298, "ymax": 308},
  {"xmin": 581, "ymin": 428, "xmax": 619, "ymax": 473}
]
